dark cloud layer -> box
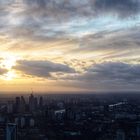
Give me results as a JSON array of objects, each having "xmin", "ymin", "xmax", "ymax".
[
  {"xmin": 50, "ymin": 61, "xmax": 140, "ymax": 91},
  {"xmin": 24, "ymin": 0, "xmax": 140, "ymax": 19},
  {"xmin": 1, "ymin": 0, "xmax": 139, "ymax": 26},
  {"xmin": 0, "ymin": 0, "xmax": 139, "ymax": 41},
  {"xmin": 21, "ymin": 60, "xmax": 140, "ymax": 88},
  {"xmin": 86, "ymin": 62, "xmax": 140, "ymax": 81},
  {"xmin": 0, "ymin": 68, "xmax": 7, "ymax": 75},
  {"xmin": 61, "ymin": 62, "xmax": 140, "ymax": 91},
  {"xmin": 14, "ymin": 60, "xmax": 75, "ymax": 78},
  {"xmin": 93, "ymin": 0, "xmax": 140, "ymax": 18},
  {"xmin": 75, "ymin": 27, "xmax": 140, "ymax": 61}
]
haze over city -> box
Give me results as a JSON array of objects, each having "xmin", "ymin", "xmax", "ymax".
[
  {"xmin": 0, "ymin": 0, "xmax": 140, "ymax": 93},
  {"xmin": 1, "ymin": 1, "xmax": 140, "ymax": 140}
]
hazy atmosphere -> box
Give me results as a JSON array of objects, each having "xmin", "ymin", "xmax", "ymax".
[{"xmin": 0, "ymin": 0, "xmax": 140, "ymax": 92}]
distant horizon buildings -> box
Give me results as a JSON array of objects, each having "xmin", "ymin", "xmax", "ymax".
[
  {"xmin": 5, "ymin": 94, "xmax": 45, "ymax": 115},
  {"xmin": 13, "ymin": 94, "xmax": 44, "ymax": 113}
]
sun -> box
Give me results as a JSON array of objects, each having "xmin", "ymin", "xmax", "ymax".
[
  {"xmin": 0, "ymin": 56, "xmax": 18, "ymax": 81},
  {"xmin": 1, "ymin": 56, "xmax": 17, "ymax": 70}
]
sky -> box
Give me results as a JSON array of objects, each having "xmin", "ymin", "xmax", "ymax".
[{"xmin": 0, "ymin": 0, "xmax": 140, "ymax": 93}]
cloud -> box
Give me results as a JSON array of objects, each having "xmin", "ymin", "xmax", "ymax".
[
  {"xmin": 85, "ymin": 62, "xmax": 140, "ymax": 82},
  {"xmin": 60, "ymin": 62, "xmax": 140, "ymax": 91},
  {"xmin": 14, "ymin": 60, "xmax": 75, "ymax": 78},
  {"xmin": 24, "ymin": 0, "xmax": 140, "ymax": 20},
  {"xmin": 92, "ymin": 0, "xmax": 140, "ymax": 18},
  {"xmin": 0, "ymin": 59, "xmax": 7, "ymax": 75},
  {"xmin": 0, "ymin": 68, "xmax": 7, "ymax": 75},
  {"xmin": 71, "ymin": 27, "xmax": 140, "ymax": 62},
  {"xmin": 0, "ymin": 0, "xmax": 139, "ymax": 41},
  {"xmin": 24, "ymin": 0, "xmax": 92, "ymax": 21}
]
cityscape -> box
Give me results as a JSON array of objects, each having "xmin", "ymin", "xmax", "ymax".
[
  {"xmin": 1, "ymin": 93, "xmax": 140, "ymax": 140},
  {"xmin": 0, "ymin": 0, "xmax": 140, "ymax": 140}
]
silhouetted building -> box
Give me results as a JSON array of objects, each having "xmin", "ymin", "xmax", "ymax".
[
  {"xmin": 7, "ymin": 101, "xmax": 14, "ymax": 114},
  {"xmin": 136, "ymin": 123, "xmax": 140, "ymax": 137},
  {"xmin": 20, "ymin": 117, "xmax": 25, "ymax": 128},
  {"xmin": 34, "ymin": 97, "xmax": 38, "ymax": 109},
  {"xmin": 116, "ymin": 129, "xmax": 125, "ymax": 140},
  {"xmin": 39, "ymin": 96, "xmax": 43, "ymax": 109},
  {"xmin": 20, "ymin": 96, "xmax": 26, "ymax": 113},
  {"xmin": 6, "ymin": 123, "xmax": 17, "ymax": 140},
  {"xmin": 0, "ymin": 122, "xmax": 6, "ymax": 140},
  {"xmin": 29, "ymin": 94, "xmax": 35, "ymax": 112},
  {"xmin": 29, "ymin": 118, "xmax": 35, "ymax": 127},
  {"xmin": 15, "ymin": 97, "xmax": 20, "ymax": 113}
]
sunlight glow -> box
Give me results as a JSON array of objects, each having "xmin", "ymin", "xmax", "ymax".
[
  {"xmin": 1, "ymin": 56, "xmax": 17, "ymax": 70},
  {"xmin": 3, "ymin": 71, "xmax": 17, "ymax": 81},
  {"xmin": 0, "ymin": 56, "xmax": 18, "ymax": 81}
]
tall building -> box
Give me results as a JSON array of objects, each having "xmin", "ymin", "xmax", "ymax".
[
  {"xmin": 6, "ymin": 123, "xmax": 17, "ymax": 140},
  {"xmin": 20, "ymin": 96, "xmax": 26, "ymax": 113},
  {"xmin": 0, "ymin": 122, "xmax": 6, "ymax": 140},
  {"xmin": 29, "ymin": 118, "xmax": 35, "ymax": 127},
  {"xmin": 39, "ymin": 96, "xmax": 43, "ymax": 108},
  {"xmin": 34, "ymin": 97, "xmax": 38, "ymax": 109},
  {"xmin": 15, "ymin": 97, "xmax": 20, "ymax": 113},
  {"xmin": 116, "ymin": 129, "xmax": 125, "ymax": 140},
  {"xmin": 136, "ymin": 123, "xmax": 140, "ymax": 137},
  {"xmin": 7, "ymin": 101, "xmax": 14, "ymax": 114},
  {"xmin": 20, "ymin": 117, "xmax": 25, "ymax": 128},
  {"xmin": 29, "ymin": 94, "xmax": 35, "ymax": 112}
]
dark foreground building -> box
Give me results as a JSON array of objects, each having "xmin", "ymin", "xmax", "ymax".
[
  {"xmin": 0, "ymin": 122, "xmax": 17, "ymax": 140},
  {"xmin": 0, "ymin": 122, "xmax": 6, "ymax": 140}
]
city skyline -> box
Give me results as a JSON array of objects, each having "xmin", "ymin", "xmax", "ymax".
[{"xmin": 0, "ymin": 0, "xmax": 140, "ymax": 92}]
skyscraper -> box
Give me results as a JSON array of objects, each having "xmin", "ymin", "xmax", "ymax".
[
  {"xmin": 29, "ymin": 94, "xmax": 35, "ymax": 112},
  {"xmin": 39, "ymin": 96, "xmax": 43, "ymax": 109},
  {"xmin": 34, "ymin": 97, "xmax": 38, "ymax": 109},
  {"xmin": 20, "ymin": 96, "xmax": 26, "ymax": 113},
  {"xmin": 6, "ymin": 123, "xmax": 17, "ymax": 140},
  {"xmin": 7, "ymin": 101, "xmax": 14, "ymax": 114},
  {"xmin": 15, "ymin": 97, "xmax": 20, "ymax": 113},
  {"xmin": 116, "ymin": 129, "xmax": 125, "ymax": 140},
  {"xmin": 0, "ymin": 122, "xmax": 6, "ymax": 140}
]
